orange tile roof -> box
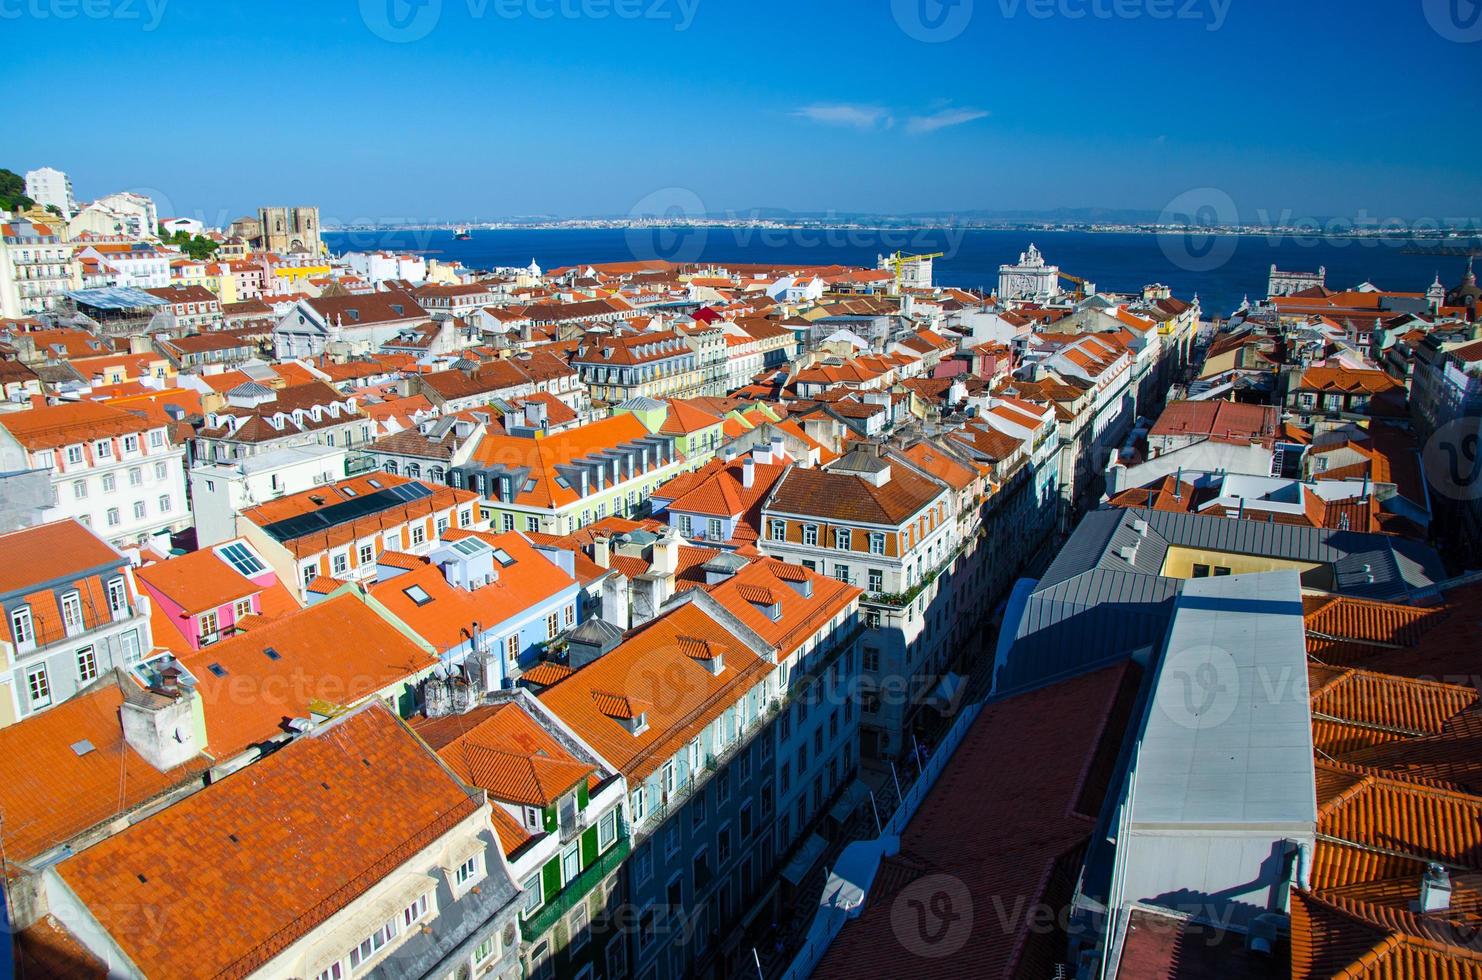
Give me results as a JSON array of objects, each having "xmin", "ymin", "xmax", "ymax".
[
  {"xmin": 135, "ymin": 545, "xmax": 260, "ymax": 616},
  {"xmin": 56, "ymin": 703, "xmax": 480, "ymax": 980},
  {"xmin": 708, "ymin": 559, "xmax": 859, "ymax": 660},
  {"xmin": 414, "ymin": 701, "xmax": 594, "ymax": 807},
  {"xmin": 539, "ymin": 600, "xmax": 774, "ymax": 782},
  {"xmin": 0, "ymin": 678, "xmax": 209, "ymax": 869},
  {"xmin": 181, "ymin": 594, "xmax": 438, "ymax": 757},
  {"xmin": 0, "ymin": 399, "xmax": 156, "ymax": 451},
  {"xmin": 464, "ymin": 413, "xmax": 672, "ymax": 509}
]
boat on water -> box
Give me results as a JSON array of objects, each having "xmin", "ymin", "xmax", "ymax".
[{"xmin": 453, "ymin": 226, "xmax": 472, "ymax": 240}]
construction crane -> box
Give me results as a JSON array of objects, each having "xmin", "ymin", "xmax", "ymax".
[
  {"xmin": 885, "ymin": 251, "xmax": 944, "ymax": 294},
  {"xmin": 1057, "ymin": 270, "xmax": 1092, "ymax": 299}
]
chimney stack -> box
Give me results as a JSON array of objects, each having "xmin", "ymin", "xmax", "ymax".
[
  {"xmin": 592, "ymin": 534, "xmax": 611, "ymax": 570},
  {"xmin": 742, "ymin": 456, "xmax": 756, "ymax": 488},
  {"xmin": 1420, "ymin": 863, "xmax": 1452, "ymax": 913}
]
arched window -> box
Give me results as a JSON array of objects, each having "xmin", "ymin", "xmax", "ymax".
[
  {"xmin": 404, "ymin": 462, "xmax": 421, "ymax": 480},
  {"xmin": 384, "ymin": 459, "xmax": 398, "ymax": 475},
  {"xmin": 428, "ymin": 465, "xmax": 445, "ymax": 483}
]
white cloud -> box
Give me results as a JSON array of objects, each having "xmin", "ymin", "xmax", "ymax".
[
  {"xmin": 905, "ymin": 107, "xmax": 990, "ymax": 134},
  {"xmin": 792, "ymin": 104, "xmax": 895, "ymax": 130}
]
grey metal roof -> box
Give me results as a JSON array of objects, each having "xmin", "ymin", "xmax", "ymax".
[
  {"xmin": 1131, "ymin": 570, "xmax": 1316, "ymax": 827},
  {"xmin": 65, "ymin": 286, "xmax": 169, "ymax": 310},
  {"xmin": 1002, "ymin": 506, "xmax": 1444, "ymax": 695}
]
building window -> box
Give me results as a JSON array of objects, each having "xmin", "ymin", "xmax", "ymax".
[
  {"xmin": 561, "ymin": 842, "xmax": 581, "ymax": 883},
  {"xmin": 60, "ymin": 592, "xmax": 83, "ymax": 633},
  {"xmin": 526, "ymin": 516, "xmax": 540, "ymax": 532},
  {"xmin": 598, "ymin": 807, "xmax": 618, "ymax": 850},
  {"xmin": 72, "ymin": 480, "xmax": 87, "ymax": 500},
  {"xmin": 129, "ymin": 467, "xmax": 143, "ymax": 486},
  {"xmin": 332, "ymin": 552, "xmax": 349, "ymax": 576},
  {"xmin": 564, "ymin": 603, "xmax": 575, "ymax": 627},
  {"xmin": 11, "ymin": 606, "xmax": 33, "ymax": 645},
  {"xmin": 459, "ymin": 507, "xmax": 473, "ymax": 528},
  {"xmin": 803, "ymin": 524, "xmax": 818, "ymax": 546},
  {"xmin": 521, "ymin": 872, "xmax": 543, "ymax": 915},
  {"xmin": 348, "ymin": 915, "xmax": 398, "ymax": 970},
  {"xmin": 834, "ymin": 564, "xmax": 849, "ymax": 583},
  {"xmin": 234, "ymin": 598, "xmax": 252, "ymax": 619},
  {"xmin": 121, "ymin": 629, "xmax": 142, "ymax": 666},
  {"xmin": 155, "ymin": 462, "xmax": 167, "ymax": 480},
  {"xmin": 546, "ymin": 613, "xmax": 559, "ymax": 639},
  {"xmin": 106, "ymin": 507, "xmax": 121, "ymax": 527},
  {"xmin": 199, "ymin": 610, "xmax": 219, "ymax": 641},
  {"xmin": 26, "ymin": 665, "xmax": 50, "ymax": 708},
  {"xmin": 506, "ymin": 634, "xmax": 519, "ymax": 664},
  {"xmin": 66, "ymin": 446, "xmax": 83, "ymax": 465},
  {"xmin": 133, "ymin": 501, "xmax": 146, "ymax": 520},
  {"xmin": 501, "ymin": 513, "xmax": 515, "ymax": 532},
  {"xmin": 834, "ymin": 528, "xmax": 851, "ymax": 551},
  {"xmin": 401, "ymin": 893, "xmax": 429, "ymax": 928},
  {"xmin": 358, "ymin": 543, "xmax": 373, "ymax": 566},
  {"xmin": 411, "ymin": 525, "xmax": 426, "ymax": 546},
  {"xmin": 632, "ymin": 787, "xmax": 647, "ymax": 825},
  {"xmin": 159, "ymin": 494, "xmax": 172, "ymax": 512},
  {"xmin": 868, "ymin": 568, "xmax": 883, "ymax": 592},
  {"xmin": 570, "ymin": 900, "xmax": 591, "ymax": 951},
  {"xmin": 102, "ymin": 473, "xmax": 116, "ymax": 493},
  {"xmin": 678, "ymin": 514, "xmax": 693, "ymax": 537},
  {"xmin": 769, "ymin": 519, "xmax": 786, "ymax": 541},
  {"xmin": 76, "ymin": 647, "xmax": 98, "ymax": 683}
]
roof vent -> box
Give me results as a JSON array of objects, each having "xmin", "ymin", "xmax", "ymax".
[
  {"xmin": 70, "ymin": 739, "xmax": 96, "ymax": 757},
  {"xmin": 1119, "ymin": 544, "xmax": 1139, "ymax": 564},
  {"xmin": 1420, "ymin": 864, "xmax": 1452, "ymax": 913},
  {"xmin": 1131, "ymin": 518, "xmax": 1148, "ymax": 535}
]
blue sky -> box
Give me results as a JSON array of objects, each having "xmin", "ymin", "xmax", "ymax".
[{"xmin": 5, "ymin": 0, "xmax": 1479, "ymax": 223}]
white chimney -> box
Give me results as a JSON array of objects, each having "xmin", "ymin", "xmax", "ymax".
[
  {"xmin": 601, "ymin": 573, "xmax": 630, "ymax": 630},
  {"xmin": 742, "ymin": 456, "xmax": 756, "ymax": 488},
  {"xmin": 1420, "ymin": 863, "xmax": 1452, "ymax": 913},
  {"xmin": 592, "ymin": 534, "xmax": 611, "ymax": 569}
]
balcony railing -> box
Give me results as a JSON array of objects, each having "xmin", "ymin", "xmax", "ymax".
[
  {"xmin": 520, "ymin": 833, "xmax": 631, "ymax": 942},
  {"xmin": 862, "ymin": 539, "xmax": 969, "ymax": 609}
]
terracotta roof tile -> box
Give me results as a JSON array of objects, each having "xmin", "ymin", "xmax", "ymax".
[{"xmin": 56, "ymin": 703, "xmax": 480, "ymax": 980}]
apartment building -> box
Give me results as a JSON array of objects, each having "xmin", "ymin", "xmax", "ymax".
[
  {"xmin": 761, "ymin": 445, "xmax": 954, "ymax": 760},
  {"xmin": 0, "ymin": 400, "xmax": 190, "ymax": 547},
  {"xmin": 134, "ymin": 537, "xmax": 296, "ymax": 653},
  {"xmin": 538, "ymin": 589, "xmax": 780, "ymax": 980},
  {"xmin": 416, "ymin": 694, "xmax": 630, "ymax": 980},
  {"xmin": 236, "ymin": 471, "xmax": 482, "ymax": 603},
  {"xmin": 450, "ymin": 413, "xmax": 688, "ymax": 535},
  {"xmin": 45, "ymin": 702, "xmax": 526, "ymax": 980},
  {"xmin": 0, "ymin": 520, "xmax": 151, "ymax": 727},
  {"xmin": 570, "ymin": 330, "xmax": 704, "ymax": 405},
  {"xmin": 371, "ymin": 529, "xmax": 582, "ymax": 686},
  {"xmin": 0, "ymin": 215, "xmax": 76, "ymax": 317},
  {"xmin": 193, "ymin": 380, "xmax": 372, "ymax": 463}
]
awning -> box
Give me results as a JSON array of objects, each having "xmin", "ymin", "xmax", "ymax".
[
  {"xmin": 828, "ymin": 779, "xmax": 873, "ymax": 824},
  {"xmin": 924, "ymin": 672, "xmax": 967, "ymax": 715},
  {"xmin": 780, "ymin": 833, "xmax": 828, "ymax": 886}
]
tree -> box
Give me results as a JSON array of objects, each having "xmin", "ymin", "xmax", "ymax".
[
  {"xmin": 162, "ymin": 228, "xmax": 220, "ymax": 261},
  {"xmin": 0, "ymin": 167, "xmax": 34, "ymax": 213}
]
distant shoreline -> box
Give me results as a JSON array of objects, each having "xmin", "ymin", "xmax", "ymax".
[{"xmin": 323, "ymin": 223, "xmax": 1482, "ymax": 246}]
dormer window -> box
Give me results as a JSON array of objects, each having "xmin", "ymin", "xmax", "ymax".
[{"xmin": 10, "ymin": 606, "xmax": 33, "ymax": 645}]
